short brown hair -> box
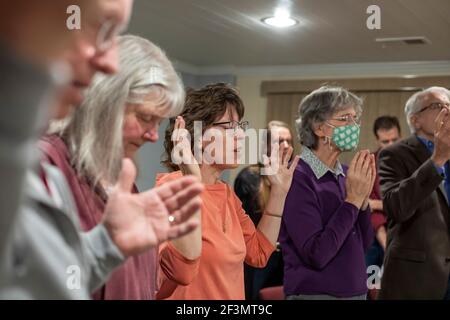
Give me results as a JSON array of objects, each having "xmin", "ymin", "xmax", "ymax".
[
  {"xmin": 373, "ymin": 116, "xmax": 401, "ymax": 138},
  {"xmin": 162, "ymin": 83, "xmax": 245, "ymax": 171}
]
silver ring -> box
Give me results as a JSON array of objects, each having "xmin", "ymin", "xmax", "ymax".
[{"xmin": 168, "ymin": 215, "xmax": 175, "ymax": 223}]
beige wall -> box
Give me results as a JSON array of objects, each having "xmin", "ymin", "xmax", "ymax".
[
  {"xmin": 229, "ymin": 72, "xmax": 450, "ymax": 185},
  {"xmin": 231, "ymin": 75, "xmax": 303, "ymax": 184}
]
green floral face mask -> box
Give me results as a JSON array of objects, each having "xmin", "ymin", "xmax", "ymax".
[{"xmin": 326, "ymin": 123, "xmax": 360, "ymax": 152}]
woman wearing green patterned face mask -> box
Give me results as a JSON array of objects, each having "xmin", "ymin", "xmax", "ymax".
[
  {"xmin": 324, "ymin": 114, "xmax": 361, "ymax": 152},
  {"xmin": 279, "ymin": 86, "xmax": 376, "ymax": 300}
]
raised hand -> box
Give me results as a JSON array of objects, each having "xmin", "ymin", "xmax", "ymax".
[
  {"xmin": 103, "ymin": 159, "xmax": 203, "ymax": 257},
  {"xmin": 431, "ymin": 107, "xmax": 450, "ymax": 167},
  {"xmin": 362, "ymin": 152, "xmax": 377, "ymax": 210},
  {"xmin": 173, "ymin": 116, "xmax": 202, "ymax": 179},
  {"xmin": 266, "ymin": 144, "xmax": 300, "ymax": 194}
]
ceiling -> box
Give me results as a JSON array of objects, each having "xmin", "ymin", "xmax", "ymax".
[{"xmin": 128, "ymin": 0, "xmax": 450, "ymax": 67}]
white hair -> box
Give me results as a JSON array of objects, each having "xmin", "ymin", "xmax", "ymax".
[
  {"xmin": 49, "ymin": 34, "xmax": 185, "ymax": 186},
  {"xmin": 404, "ymin": 86, "xmax": 450, "ymax": 133}
]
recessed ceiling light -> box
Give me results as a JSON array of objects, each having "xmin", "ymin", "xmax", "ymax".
[
  {"xmin": 403, "ymin": 75, "xmax": 418, "ymax": 79},
  {"xmin": 262, "ymin": 8, "xmax": 298, "ymax": 28}
]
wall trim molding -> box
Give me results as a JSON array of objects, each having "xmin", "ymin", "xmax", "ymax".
[
  {"xmin": 261, "ymin": 76, "xmax": 450, "ymax": 95},
  {"xmin": 173, "ymin": 60, "xmax": 450, "ymax": 79}
]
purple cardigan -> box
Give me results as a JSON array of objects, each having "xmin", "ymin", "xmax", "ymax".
[{"xmin": 280, "ymin": 158, "xmax": 373, "ymax": 298}]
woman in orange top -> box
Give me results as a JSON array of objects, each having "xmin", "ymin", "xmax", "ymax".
[{"xmin": 156, "ymin": 83, "xmax": 299, "ymax": 299}]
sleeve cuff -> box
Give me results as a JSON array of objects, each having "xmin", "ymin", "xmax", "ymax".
[
  {"xmin": 342, "ymin": 201, "xmax": 360, "ymax": 221},
  {"xmin": 257, "ymin": 230, "xmax": 277, "ymax": 253},
  {"xmin": 244, "ymin": 230, "xmax": 276, "ymax": 267},
  {"xmin": 86, "ymin": 223, "xmax": 126, "ymax": 270},
  {"xmin": 431, "ymin": 161, "xmax": 445, "ymax": 177},
  {"xmin": 159, "ymin": 241, "xmax": 201, "ymax": 286},
  {"xmin": 164, "ymin": 241, "xmax": 201, "ymax": 265}
]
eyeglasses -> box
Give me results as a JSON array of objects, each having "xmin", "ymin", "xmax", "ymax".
[
  {"xmin": 279, "ymin": 138, "xmax": 293, "ymax": 146},
  {"xmin": 95, "ymin": 18, "xmax": 127, "ymax": 52},
  {"xmin": 212, "ymin": 120, "xmax": 249, "ymax": 132},
  {"xmin": 417, "ymin": 102, "xmax": 450, "ymax": 114},
  {"xmin": 380, "ymin": 138, "xmax": 399, "ymax": 145},
  {"xmin": 329, "ymin": 114, "xmax": 361, "ymax": 126}
]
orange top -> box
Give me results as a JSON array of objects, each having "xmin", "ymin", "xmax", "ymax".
[{"xmin": 156, "ymin": 171, "xmax": 275, "ymax": 300}]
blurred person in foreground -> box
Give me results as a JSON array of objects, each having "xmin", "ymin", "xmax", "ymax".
[
  {"xmin": 0, "ymin": 0, "xmax": 203, "ymax": 299},
  {"xmin": 41, "ymin": 35, "xmax": 197, "ymax": 299}
]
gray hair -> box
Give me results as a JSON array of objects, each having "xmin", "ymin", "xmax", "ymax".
[
  {"xmin": 295, "ymin": 85, "xmax": 363, "ymax": 149},
  {"xmin": 404, "ymin": 86, "xmax": 450, "ymax": 133},
  {"xmin": 49, "ymin": 34, "xmax": 185, "ymax": 186}
]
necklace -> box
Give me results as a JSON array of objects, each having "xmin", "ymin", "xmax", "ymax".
[{"xmin": 221, "ymin": 186, "xmax": 229, "ymax": 233}]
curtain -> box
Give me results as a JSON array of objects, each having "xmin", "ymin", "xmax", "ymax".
[{"xmin": 267, "ymin": 90, "xmax": 414, "ymax": 165}]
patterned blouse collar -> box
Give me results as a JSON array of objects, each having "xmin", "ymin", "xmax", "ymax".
[{"xmin": 300, "ymin": 146, "xmax": 345, "ymax": 180}]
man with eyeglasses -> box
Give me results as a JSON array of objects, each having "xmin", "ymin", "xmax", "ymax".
[{"xmin": 378, "ymin": 86, "xmax": 450, "ymax": 299}]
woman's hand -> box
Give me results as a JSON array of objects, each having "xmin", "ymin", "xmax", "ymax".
[
  {"xmin": 103, "ymin": 159, "xmax": 203, "ymax": 257},
  {"xmin": 266, "ymin": 144, "xmax": 300, "ymax": 195},
  {"xmin": 345, "ymin": 150, "xmax": 376, "ymax": 209},
  {"xmin": 173, "ymin": 116, "xmax": 202, "ymax": 180},
  {"xmin": 257, "ymin": 145, "xmax": 299, "ymax": 245},
  {"xmin": 361, "ymin": 154, "xmax": 377, "ymax": 210},
  {"xmin": 368, "ymin": 199, "xmax": 383, "ymax": 211}
]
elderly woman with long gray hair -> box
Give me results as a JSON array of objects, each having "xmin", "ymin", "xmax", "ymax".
[
  {"xmin": 279, "ymin": 86, "xmax": 375, "ymax": 300},
  {"xmin": 38, "ymin": 35, "xmax": 199, "ymax": 300}
]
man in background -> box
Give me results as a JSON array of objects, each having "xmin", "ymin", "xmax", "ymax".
[
  {"xmin": 367, "ymin": 117, "xmax": 401, "ymax": 264},
  {"xmin": 366, "ymin": 116, "xmax": 401, "ymax": 299},
  {"xmin": 379, "ymin": 87, "xmax": 450, "ymax": 299}
]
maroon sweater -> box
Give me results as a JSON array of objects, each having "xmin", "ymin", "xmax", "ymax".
[{"xmin": 38, "ymin": 134, "xmax": 158, "ymax": 300}]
